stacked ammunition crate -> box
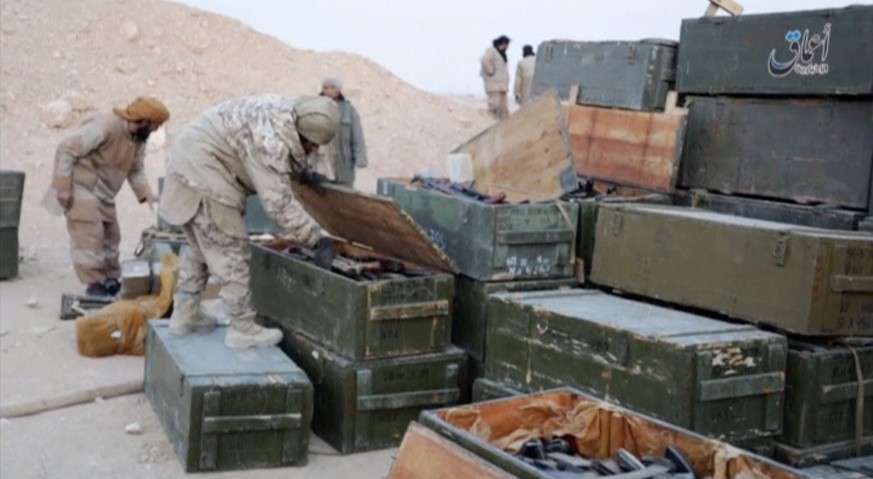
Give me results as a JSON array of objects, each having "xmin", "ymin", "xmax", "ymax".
[
  {"xmin": 250, "ymin": 186, "xmax": 467, "ymax": 454},
  {"xmin": 376, "ymin": 178, "xmax": 578, "ymax": 395},
  {"xmin": 667, "ymin": 5, "xmax": 873, "ymax": 467},
  {"xmin": 0, "ymin": 170, "xmax": 25, "ymax": 280}
]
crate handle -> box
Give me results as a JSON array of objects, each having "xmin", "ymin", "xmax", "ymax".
[
  {"xmin": 698, "ymin": 372, "xmax": 784, "ymax": 402},
  {"xmin": 831, "ymin": 275, "xmax": 873, "ymax": 293},
  {"xmin": 369, "ymin": 300, "xmax": 450, "ymax": 321}
]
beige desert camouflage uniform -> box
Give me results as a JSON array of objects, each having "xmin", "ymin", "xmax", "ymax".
[
  {"xmin": 514, "ymin": 55, "xmax": 536, "ymax": 106},
  {"xmin": 159, "ymin": 94, "xmax": 325, "ymax": 318},
  {"xmin": 480, "ymin": 46, "xmax": 510, "ymax": 120},
  {"xmin": 52, "ymin": 113, "xmax": 152, "ymax": 284}
]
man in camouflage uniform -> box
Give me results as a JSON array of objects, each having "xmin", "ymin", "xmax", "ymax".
[
  {"xmin": 51, "ymin": 97, "xmax": 170, "ymax": 297},
  {"xmin": 159, "ymin": 94, "xmax": 339, "ymax": 348},
  {"xmin": 311, "ymin": 77, "xmax": 367, "ymax": 188},
  {"xmin": 480, "ymin": 35, "xmax": 511, "ymax": 121}
]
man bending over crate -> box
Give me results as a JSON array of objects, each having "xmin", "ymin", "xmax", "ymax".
[{"xmin": 159, "ymin": 95, "xmax": 339, "ymax": 348}]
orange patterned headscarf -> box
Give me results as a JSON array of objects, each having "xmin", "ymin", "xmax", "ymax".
[{"xmin": 113, "ymin": 97, "xmax": 170, "ymax": 129}]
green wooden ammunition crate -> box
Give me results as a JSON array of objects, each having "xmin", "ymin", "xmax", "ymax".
[
  {"xmin": 144, "ymin": 321, "xmax": 313, "ymax": 472},
  {"xmin": 783, "ymin": 341, "xmax": 873, "ymax": 448},
  {"xmin": 861, "ymin": 217, "xmax": 873, "ymax": 233},
  {"xmin": 0, "ymin": 170, "xmax": 25, "ymax": 228},
  {"xmin": 590, "ymin": 204, "xmax": 873, "ymax": 336},
  {"xmin": 674, "ymin": 190, "xmax": 868, "ymax": 231},
  {"xmin": 250, "ymin": 243, "xmax": 453, "ymax": 360},
  {"xmin": 574, "ymin": 195, "xmax": 672, "ymax": 281},
  {"xmin": 0, "ymin": 227, "xmax": 19, "ymax": 280},
  {"xmin": 485, "ymin": 289, "xmax": 787, "ymax": 442},
  {"xmin": 377, "ymin": 178, "xmax": 578, "ymax": 281},
  {"xmin": 471, "ymin": 378, "xmax": 520, "ymax": 403},
  {"xmin": 453, "ymin": 275, "xmax": 575, "ymax": 363},
  {"xmin": 774, "ymin": 438, "xmax": 873, "ymax": 468},
  {"xmin": 277, "ymin": 328, "xmax": 466, "ymax": 454},
  {"xmin": 135, "ymin": 227, "xmax": 186, "ymax": 263}
]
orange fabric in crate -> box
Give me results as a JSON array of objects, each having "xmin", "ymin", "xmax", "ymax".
[{"xmin": 76, "ymin": 253, "xmax": 179, "ymax": 357}]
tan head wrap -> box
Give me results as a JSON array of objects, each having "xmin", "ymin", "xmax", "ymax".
[
  {"xmin": 113, "ymin": 97, "xmax": 170, "ymax": 129},
  {"xmin": 294, "ymin": 96, "xmax": 339, "ymax": 145}
]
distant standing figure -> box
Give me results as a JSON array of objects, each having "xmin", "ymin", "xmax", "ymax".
[
  {"xmin": 480, "ymin": 35, "xmax": 511, "ymax": 121},
  {"xmin": 514, "ymin": 45, "xmax": 536, "ymax": 107},
  {"xmin": 314, "ymin": 77, "xmax": 367, "ymax": 188}
]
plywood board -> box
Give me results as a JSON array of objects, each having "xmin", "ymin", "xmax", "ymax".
[
  {"xmin": 453, "ymin": 90, "xmax": 576, "ymax": 202},
  {"xmin": 291, "ymin": 182, "xmax": 458, "ymax": 273},
  {"xmin": 387, "ymin": 422, "xmax": 515, "ymax": 479},
  {"xmin": 564, "ymin": 104, "xmax": 687, "ymax": 193}
]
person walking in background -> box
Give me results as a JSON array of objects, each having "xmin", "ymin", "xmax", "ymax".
[
  {"xmin": 313, "ymin": 77, "xmax": 367, "ymax": 188},
  {"xmin": 514, "ymin": 45, "xmax": 537, "ymax": 107},
  {"xmin": 480, "ymin": 35, "xmax": 511, "ymax": 121},
  {"xmin": 49, "ymin": 97, "xmax": 169, "ymax": 297}
]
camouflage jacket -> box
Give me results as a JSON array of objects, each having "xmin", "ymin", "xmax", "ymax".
[
  {"xmin": 159, "ymin": 94, "xmax": 324, "ymax": 245},
  {"xmin": 52, "ymin": 113, "xmax": 151, "ymax": 205}
]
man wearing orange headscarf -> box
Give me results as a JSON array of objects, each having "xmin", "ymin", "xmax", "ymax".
[{"xmin": 50, "ymin": 97, "xmax": 170, "ymax": 297}]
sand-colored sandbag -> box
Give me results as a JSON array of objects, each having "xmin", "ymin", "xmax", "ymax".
[{"xmin": 76, "ymin": 253, "xmax": 179, "ymax": 358}]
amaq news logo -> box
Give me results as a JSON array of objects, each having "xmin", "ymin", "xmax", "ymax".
[{"xmin": 767, "ymin": 23, "xmax": 831, "ymax": 78}]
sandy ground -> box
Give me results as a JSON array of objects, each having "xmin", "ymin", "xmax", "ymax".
[{"xmin": 0, "ymin": 0, "xmax": 496, "ymax": 476}]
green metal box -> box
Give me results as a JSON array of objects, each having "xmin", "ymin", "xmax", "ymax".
[
  {"xmin": 485, "ymin": 289, "xmax": 787, "ymax": 442},
  {"xmin": 144, "ymin": 321, "xmax": 313, "ymax": 472},
  {"xmin": 377, "ymin": 178, "xmax": 578, "ymax": 282},
  {"xmin": 471, "ymin": 378, "xmax": 520, "ymax": 403},
  {"xmin": 0, "ymin": 170, "xmax": 25, "ymax": 228},
  {"xmin": 774, "ymin": 438, "xmax": 873, "ymax": 468},
  {"xmin": 0, "ymin": 227, "xmax": 19, "ymax": 280},
  {"xmin": 782, "ymin": 341, "xmax": 873, "ymax": 449},
  {"xmin": 674, "ymin": 190, "xmax": 868, "ymax": 231},
  {"xmin": 452, "ymin": 275, "xmax": 575, "ymax": 363},
  {"xmin": 676, "ymin": 6, "xmax": 873, "ymax": 96},
  {"xmin": 574, "ymin": 194, "xmax": 672, "ymax": 282},
  {"xmin": 277, "ymin": 328, "xmax": 466, "ymax": 454},
  {"xmin": 250, "ymin": 243, "xmax": 454, "ymax": 360},
  {"xmin": 590, "ymin": 204, "xmax": 873, "ymax": 336}
]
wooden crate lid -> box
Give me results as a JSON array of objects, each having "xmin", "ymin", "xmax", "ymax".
[{"xmin": 292, "ymin": 182, "xmax": 458, "ymax": 274}]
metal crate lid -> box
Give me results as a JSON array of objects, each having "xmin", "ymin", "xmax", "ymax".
[{"xmin": 291, "ymin": 182, "xmax": 458, "ymax": 274}]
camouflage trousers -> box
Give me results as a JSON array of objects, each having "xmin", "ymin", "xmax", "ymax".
[
  {"xmin": 176, "ymin": 201, "xmax": 252, "ymax": 318},
  {"xmin": 65, "ymin": 189, "xmax": 120, "ymax": 285},
  {"xmin": 486, "ymin": 92, "xmax": 509, "ymax": 121}
]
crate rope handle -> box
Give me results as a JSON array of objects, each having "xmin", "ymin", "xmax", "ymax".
[{"xmin": 552, "ymin": 201, "xmax": 576, "ymax": 265}]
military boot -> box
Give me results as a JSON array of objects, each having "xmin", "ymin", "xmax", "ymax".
[
  {"xmin": 225, "ymin": 312, "xmax": 283, "ymax": 348},
  {"xmin": 168, "ymin": 294, "xmax": 216, "ymax": 335}
]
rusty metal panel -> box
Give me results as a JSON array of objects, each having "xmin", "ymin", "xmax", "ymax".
[{"xmin": 565, "ymin": 104, "xmax": 687, "ymax": 193}]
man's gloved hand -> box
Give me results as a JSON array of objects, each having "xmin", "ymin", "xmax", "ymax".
[
  {"xmin": 313, "ymin": 237, "xmax": 337, "ymax": 270},
  {"xmin": 298, "ymin": 170, "xmax": 331, "ymax": 195}
]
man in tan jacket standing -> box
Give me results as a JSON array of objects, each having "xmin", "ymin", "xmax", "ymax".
[
  {"xmin": 514, "ymin": 45, "xmax": 537, "ymax": 107},
  {"xmin": 159, "ymin": 94, "xmax": 339, "ymax": 349},
  {"xmin": 51, "ymin": 97, "xmax": 169, "ymax": 297},
  {"xmin": 480, "ymin": 35, "xmax": 511, "ymax": 121}
]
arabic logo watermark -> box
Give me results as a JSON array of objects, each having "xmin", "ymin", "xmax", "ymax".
[{"xmin": 768, "ymin": 23, "xmax": 831, "ymax": 78}]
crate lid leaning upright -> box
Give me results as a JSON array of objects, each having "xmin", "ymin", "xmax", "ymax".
[
  {"xmin": 144, "ymin": 321, "xmax": 313, "ymax": 472},
  {"xmin": 590, "ymin": 203, "xmax": 873, "ymax": 336},
  {"xmin": 251, "ymin": 183, "xmax": 458, "ymax": 360}
]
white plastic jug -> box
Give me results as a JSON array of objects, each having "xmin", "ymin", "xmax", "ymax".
[{"xmin": 446, "ymin": 153, "xmax": 473, "ymax": 183}]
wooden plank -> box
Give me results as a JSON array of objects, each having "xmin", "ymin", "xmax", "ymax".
[
  {"xmin": 568, "ymin": 84, "xmax": 581, "ymax": 104},
  {"xmin": 564, "ymin": 103, "xmax": 687, "ymax": 193},
  {"xmin": 705, "ymin": 0, "xmax": 743, "ymax": 17},
  {"xmin": 453, "ymin": 90, "xmax": 576, "ymax": 202},
  {"xmin": 387, "ymin": 422, "xmax": 515, "ymax": 479},
  {"xmin": 291, "ymin": 182, "xmax": 458, "ymax": 273}
]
